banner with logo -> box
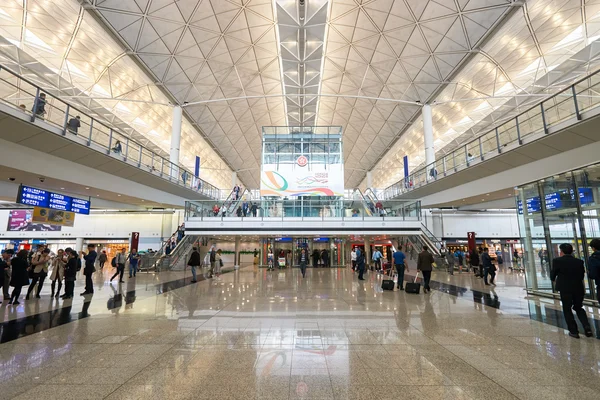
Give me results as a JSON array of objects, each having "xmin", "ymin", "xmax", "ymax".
[
  {"xmin": 32, "ymin": 207, "xmax": 75, "ymax": 227},
  {"xmin": 260, "ymin": 157, "xmax": 344, "ymax": 197}
]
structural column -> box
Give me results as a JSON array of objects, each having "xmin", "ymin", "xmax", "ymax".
[
  {"xmin": 363, "ymin": 236, "xmax": 371, "ymax": 269},
  {"xmin": 170, "ymin": 105, "xmax": 183, "ymax": 179},
  {"xmin": 234, "ymin": 236, "xmax": 241, "ymax": 268},
  {"xmin": 422, "ymin": 104, "xmax": 434, "ymax": 168},
  {"xmin": 231, "ymin": 172, "xmax": 237, "ymax": 189},
  {"xmin": 366, "ymin": 171, "xmax": 373, "ymax": 188},
  {"xmin": 75, "ymin": 238, "xmax": 84, "ymax": 252}
]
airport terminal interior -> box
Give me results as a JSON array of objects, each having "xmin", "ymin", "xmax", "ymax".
[{"xmin": 1, "ymin": 0, "xmax": 600, "ymax": 399}]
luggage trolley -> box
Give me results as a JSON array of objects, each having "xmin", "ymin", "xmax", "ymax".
[{"xmin": 278, "ymin": 257, "xmax": 286, "ymax": 269}]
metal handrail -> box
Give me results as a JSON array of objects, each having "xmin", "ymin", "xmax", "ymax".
[
  {"xmin": 384, "ymin": 67, "xmax": 600, "ymax": 199},
  {"xmin": 0, "ymin": 64, "xmax": 222, "ymax": 200}
]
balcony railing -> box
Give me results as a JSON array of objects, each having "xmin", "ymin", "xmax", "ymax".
[
  {"xmin": 0, "ymin": 65, "xmax": 221, "ymax": 200},
  {"xmin": 185, "ymin": 199, "xmax": 421, "ymax": 221},
  {"xmin": 383, "ymin": 68, "xmax": 600, "ymax": 199}
]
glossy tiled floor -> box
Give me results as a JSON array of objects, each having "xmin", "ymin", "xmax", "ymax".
[{"xmin": 0, "ymin": 263, "xmax": 599, "ymax": 400}]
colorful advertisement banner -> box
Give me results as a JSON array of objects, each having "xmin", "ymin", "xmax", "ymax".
[
  {"xmin": 260, "ymin": 164, "xmax": 344, "ymax": 197},
  {"xmin": 6, "ymin": 209, "xmax": 62, "ymax": 231},
  {"xmin": 32, "ymin": 207, "xmax": 75, "ymax": 227}
]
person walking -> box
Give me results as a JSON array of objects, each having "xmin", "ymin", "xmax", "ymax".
[
  {"xmin": 2, "ymin": 249, "xmax": 10, "ymax": 300},
  {"xmin": 481, "ymin": 248, "xmax": 495, "ymax": 286},
  {"xmin": 470, "ymin": 248, "xmax": 480, "ymax": 276},
  {"xmin": 250, "ymin": 203, "xmax": 258, "ymax": 217},
  {"xmin": 127, "ymin": 249, "xmax": 140, "ymax": 278},
  {"xmin": 209, "ymin": 246, "xmax": 216, "ymax": 277},
  {"xmin": 587, "ymin": 239, "xmax": 600, "ymax": 305},
  {"xmin": 9, "ymin": 250, "xmax": 30, "ymax": 305},
  {"xmin": 312, "ymin": 249, "xmax": 320, "ymax": 268},
  {"xmin": 61, "ymin": 250, "xmax": 78, "ymax": 299},
  {"xmin": 551, "ymin": 243, "xmax": 593, "ymax": 338},
  {"xmin": 32, "ymin": 92, "xmax": 46, "ymax": 117},
  {"xmin": 110, "ymin": 248, "xmax": 127, "ymax": 283},
  {"xmin": 322, "ymin": 249, "xmax": 330, "ymax": 268},
  {"xmin": 81, "ymin": 244, "xmax": 97, "ymax": 295},
  {"xmin": 187, "ymin": 247, "xmax": 201, "ymax": 283},
  {"xmin": 50, "ymin": 249, "xmax": 66, "ymax": 298},
  {"xmin": 417, "ymin": 245, "xmax": 434, "ymax": 293},
  {"xmin": 392, "ymin": 244, "xmax": 408, "ymax": 290},
  {"xmin": 299, "ymin": 248, "xmax": 308, "ymax": 278},
  {"xmin": 455, "ymin": 249, "xmax": 464, "ymax": 272},
  {"xmin": 26, "ymin": 247, "xmax": 50, "ymax": 299},
  {"xmin": 445, "ymin": 250, "xmax": 456, "ymax": 276},
  {"xmin": 67, "ymin": 115, "xmax": 81, "ymax": 134},
  {"xmin": 372, "ymin": 248, "xmax": 383, "ymax": 272},
  {"xmin": 0, "ymin": 250, "xmax": 13, "ymax": 304},
  {"xmin": 351, "ymin": 247, "xmax": 357, "ymax": 271},
  {"xmin": 356, "ymin": 248, "xmax": 366, "ymax": 280},
  {"xmin": 98, "ymin": 250, "xmax": 107, "ymax": 269},
  {"xmin": 215, "ymin": 249, "xmax": 223, "ymax": 276}
]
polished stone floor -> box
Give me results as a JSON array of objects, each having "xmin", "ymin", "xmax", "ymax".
[{"xmin": 0, "ymin": 263, "xmax": 599, "ymax": 400}]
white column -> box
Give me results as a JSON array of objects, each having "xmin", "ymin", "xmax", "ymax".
[
  {"xmin": 231, "ymin": 172, "xmax": 237, "ymax": 188},
  {"xmin": 366, "ymin": 171, "xmax": 373, "ymax": 188},
  {"xmin": 170, "ymin": 105, "xmax": 183, "ymax": 179},
  {"xmin": 75, "ymin": 237, "xmax": 84, "ymax": 252},
  {"xmin": 363, "ymin": 236, "xmax": 371, "ymax": 268},
  {"xmin": 422, "ymin": 104, "xmax": 434, "ymax": 167},
  {"xmin": 234, "ymin": 236, "xmax": 241, "ymax": 268}
]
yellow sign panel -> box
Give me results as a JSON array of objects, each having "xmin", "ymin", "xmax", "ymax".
[{"xmin": 32, "ymin": 207, "xmax": 75, "ymax": 227}]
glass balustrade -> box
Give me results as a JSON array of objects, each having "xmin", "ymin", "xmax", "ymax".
[{"xmin": 0, "ymin": 65, "xmax": 221, "ymax": 200}]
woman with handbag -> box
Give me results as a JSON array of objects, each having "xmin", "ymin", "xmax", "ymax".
[
  {"xmin": 9, "ymin": 250, "xmax": 30, "ymax": 305},
  {"xmin": 26, "ymin": 248, "xmax": 50, "ymax": 300},
  {"xmin": 50, "ymin": 249, "xmax": 66, "ymax": 298}
]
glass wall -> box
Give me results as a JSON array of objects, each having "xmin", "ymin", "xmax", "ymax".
[{"xmin": 516, "ymin": 164, "xmax": 600, "ymax": 301}]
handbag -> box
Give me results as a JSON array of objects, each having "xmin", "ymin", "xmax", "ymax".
[{"xmin": 219, "ymin": 259, "xmax": 224, "ymax": 267}]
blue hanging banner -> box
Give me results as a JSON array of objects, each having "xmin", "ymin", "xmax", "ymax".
[
  {"xmin": 403, "ymin": 155, "xmax": 409, "ymax": 178},
  {"xmin": 194, "ymin": 156, "xmax": 201, "ymax": 178}
]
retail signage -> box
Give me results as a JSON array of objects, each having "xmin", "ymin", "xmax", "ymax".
[
  {"xmin": 260, "ymin": 164, "xmax": 344, "ymax": 197},
  {"xmin": 518, "ymin": 188, "xmax": 595, "ymax": 214},
  {"xmin": 6, "ymin": 209, "xmax": 63, "ymax": 231},
  {"xmin": 17, "ymin": 185, "xmax": 91, "ymax": 215},
  {"xmin": 467, "ymin": 232, "xmax": 476, "ymax": 252},
  {"xmin": 131, "ymin": 232, "xmax": 140, "ymax": 251},
  {"xmin": 274, "ymin": 237, "xmax": 292, "ymax": 242},
  {"xmin": 313, "ymin": 237, "xmax": 330, "ymax": 242},
  {"xmin": 32, "ymin": 207, "xmax": 75, "ymax": 227}
]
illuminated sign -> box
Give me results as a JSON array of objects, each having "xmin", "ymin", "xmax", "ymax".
[{"xmin": 17, "ymin": 185, "xmax": 91, "ymax": 215}]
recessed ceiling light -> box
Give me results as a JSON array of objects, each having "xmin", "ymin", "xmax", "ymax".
[
  {"xmin": 486, "ymin": 194, "xmax": 490, "ymax": 196},
  {"xmin": 118, "ymin": 194, "xmax": 121, "ymax": 197},
  {"xmin": 85, "ymin": 187, "xmax": 90, "ymax": 189},
  {"xmin": 60, "ymin": 187, "xmax": 65, "ymax": 190},
  {"xmin": 141, "ymin": 200, "xmax": 144, "ymax": 202}
]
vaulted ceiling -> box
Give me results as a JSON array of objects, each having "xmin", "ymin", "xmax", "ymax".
[{"xmin": 1, "ymin": 0, "xmax": 599, "ymax": 190}]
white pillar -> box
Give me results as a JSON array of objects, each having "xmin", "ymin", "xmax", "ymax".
[
  {"xmin": 366, "ymin": 171, "xmax": 373, "ymax": 188},
  {"xmin": 363, "ymin": 236, "xmax": 371, "ymax": 268},
  {"xmin": 422, "ymin": 104, "xmax": 434, "ymax": 167},
  {"xmin": 75, "ymin": 237, "xmax": 84, "ymax": 252},
  {"xmin": 231, "ymin": 172, "xmax": 237, "ymax": 188},
  {"xmin": 234, "ymin": 236, "xmax": 241, "ymax": 268},
  {"xmin": 170, "ymin": 105, "xmax": 183, "ymax": 179}
]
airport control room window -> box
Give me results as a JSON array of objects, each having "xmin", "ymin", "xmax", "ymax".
[{"xmin": 517, "ymin": 166, "xmax": 599, "ymax": 301}]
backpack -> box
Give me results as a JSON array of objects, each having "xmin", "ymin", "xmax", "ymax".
[
  {"xmin": 111, "ymin": 256, "xmax": 117, "ymax": 268},
  {"xmin": 76, "ymin": 258, "xmax": 82, "ymax": 272}
]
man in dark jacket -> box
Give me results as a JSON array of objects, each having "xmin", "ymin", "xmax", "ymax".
[
  {"xmin": 551, "ymin": 243, "xmax": 593, "ymax": 338},
  {"xmin": 470, "ymin": 248, "xmax": 480, "ymax": 276},
  {"xmin": 356, "ymin": 248, "xmax": 366, "ymax": 281},
  {"xmin": 298, "ymin": 248, "xmax": 308, "ymax": 278},
  {"xmin": 81, "ymin": 244, "xmax": 97, "ymax": 295},
  {"xmin": 187, "ymin": 247, "xmax": 201, "ymax": 283},
  {"xmin": 481, "ymin": 248, "xmax": 495, "ymax": 286},
  {"xmin": 417, "ymin": 245, "xmax": 435, "ymax": 293},
  {"xmin": 0, "ymin": 250, "xmax": 13, "ymax": 304},
  {"xmin": 588, "ymin": 239, "xmax": 600, "ymax": 305}
]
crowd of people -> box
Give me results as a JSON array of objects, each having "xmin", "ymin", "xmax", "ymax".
[{"xmin": 0, "ymin": 244, "xmax": 144, "ymax": 305}]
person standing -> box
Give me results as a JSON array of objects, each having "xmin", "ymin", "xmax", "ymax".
[
  {"xmin": 587, "ymin": 239, "xmax": 600, "ymax": 305},
  {"xmin": 9, "ymin": 250, "xmax": 30, "ymax": 305},
  {"xmin": 253, "ymin": 248, "xmax": 259, "ymax": 266},
  {"xmin": 551, "ymin": 243, "xmax": 593, "ymax": 338},
  {"xmin": 322, "ymin": 249, "xmax": 330, "ymax": 268},
  {"xmin": 417, "ymin": 245, "xmax": 434, "ymax": 293},
  {"xmin": 209, "ymin": 246, "xmax": 216, "ymax": 277},
  {"xmin": 81, "ymin": 244, "xmax": 97, "ymax": 295},
  {"xmin": 250, "ymin": 203, "xmax": 258, "ymax": 217},
  {"xmin": 357, "ymin": 248, "xmax": 366, "ymax": 281},
  {"xmin": 61, "ymin": 250, "xmax": 78, "ymax": 299},
  {"xmin": 98, "ymin": 250, "xmax": 108, "ymax": 269},
  {"xmin": 445, "ymin": 250, "xmax": 456, "ymax": 276},
  {"xmin": 50, "ymin": 249, "xmax": 66, "ymax": 298},
  {"xmin": 215, "ymin": 249, "xmax": 223, "ymax": 276},
  {"xmin": 470, "ymin": 248, "xmax": 480, "ymax": 276},
  {"xmin": 187, "ymin": 247, "xmax": 201, "ymax": 283},
  {"xmin": 351, "ymin": 247, "xmax": 357, "ymax": 271},
  {"xmin": 481, "ymin": 248, "xmax": 495, "ymax": 286},
  {"xmin": 299, "ymin": 248, "xmax": 308, "ymax": 278},
  {"xmin": 392, "ymin": 244, "xmax": 408, "ymax": 290},
  {"xmin": 0, "ymin": 250, "xmax": 13, "ymax": 304},
  {"xmin": 455, "ymin": 249, "xmax": 464, "ymax": 272},
  {"xmin": 67, "ymin": 115, "xmax": 81, "ymax": 134},
  {"xmin": 312, "ymin": 249, "xmax": 320, "ymax": 268},
  {"xmin": 2, "ymin": 249, "xmax": 10, "ymax": 300},
  {"xmin": 372, "ymin": 247, "xmax": 383, "ymax": 272},
  {"xmin": 242, "ymin": 201, "xmax": 249, "ymax": 217},
  {"xmin": 128, "ymin": 249, "xmax": 140, "ymax": 278},
  {"xmin": 26, "ymin": 248, "xmax": 50, "ymax": 299},
  {"xmin": 32, "ymin": 92, "xmax": 46, "ymax": 117},
  {"xmin": 110, "ymin": 248, "xmax": 127, "ymax": 283}
]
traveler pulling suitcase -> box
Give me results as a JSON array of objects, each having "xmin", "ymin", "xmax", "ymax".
[{"xmin": 405, "ymin": 272, "xmax": 421, "ymax": 294}]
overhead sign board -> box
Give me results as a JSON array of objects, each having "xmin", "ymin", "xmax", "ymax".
[{"xmin": 17, "ymin": 185, "xmax": 91, "ymax": 215}]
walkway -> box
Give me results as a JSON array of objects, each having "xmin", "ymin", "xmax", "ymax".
[{"xmin": 0, "ymin": 265, "xmax": 598, "ymax": 399}]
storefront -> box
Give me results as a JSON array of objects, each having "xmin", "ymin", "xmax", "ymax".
[
  {"xmin": 261, "ymin": 237, "xmax": 346, "ymax": 266},
  {"xmin": 516, "ymin": 162, "xmax": 600, "ymax": 303},
  {"xmin": 84, "ymin": 239, "xmax": 130, "ymax": 259}
]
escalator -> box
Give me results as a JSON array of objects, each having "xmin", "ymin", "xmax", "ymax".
[
  {"xmin": 352, "ymin": 189, "xmax": 375, "ymax": 216},
  {"xmin": 220, "ymin": 186, "xmax": 248, "ymax": 216}
]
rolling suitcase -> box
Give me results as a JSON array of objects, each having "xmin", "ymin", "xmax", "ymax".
[
  {"xmin": 405, "ymin": 272, "xmax": 421, "ymax": 294},
  {"xmin": 381, "ymin": 278, "xmax": 395, "ymax": 291}
]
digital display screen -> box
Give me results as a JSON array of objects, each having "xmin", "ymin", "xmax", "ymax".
[
  {"xmin": 17, "ymin": 185, "xmax": 90, "ymax": 215},
  {"xmin": 519, "ymin": 188, "xmax": 595, "ymax": 214}
]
